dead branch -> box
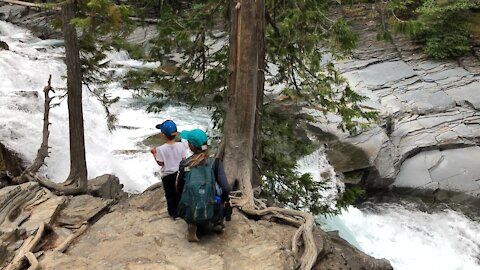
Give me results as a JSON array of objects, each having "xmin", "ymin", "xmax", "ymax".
[
  {"xmin": 0, "ymin": 0, "xmax": 60, "ymax": 10},
  {"xmin": 54, "ymin": 222, "xmax": 89, "ymax": 253},
  {"xmin": 5, "ymin": 223, "xmax": 45, "ymax": 270},
  {"xmin": 23, "ymin": 189, "xmax": 49, "ymax": 211},
  {"xmin": 25, "ymin": 252, "xmax": 38, "ymax": 270},
  {"xmin": 13, "ymin": 76, "xmax": 53, "ymax": 185},
  {"xmin": 27, "ymin": 75, "xmax": 53, "ymax": 174}
]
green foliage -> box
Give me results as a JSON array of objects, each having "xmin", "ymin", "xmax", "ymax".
[
  {"xmin": 260, "ymin": 105, "xmax": 365, "ymax": 215},
  {"xmin": 383, "ymin": 0, "xmax": 480, "ymax": 59},
  {"xmin": 50, "ymin": 0, "xmax": 133, "ymax": 130},
  {"xmin": 128, "ymin": 0, "xmax": 376, "ymax": 214},
  {"xmin": 335, "ymin": 186, "xmax": 364, "ymax": 211},
  {"xmin": 260, "ymin": 105, "xmax": 330, "ymax": 215}
]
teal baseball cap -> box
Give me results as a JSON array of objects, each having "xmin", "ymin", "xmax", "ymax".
[{"xmin": 180, "ymin": 129, "xmax": 208, "ymax": 148}]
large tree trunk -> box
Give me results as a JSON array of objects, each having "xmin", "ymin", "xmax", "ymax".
[
  {"xmin": 223, "ymin": 2, "xmax": 319, "ymax": 269},
  {"xmin": 62, "ymin": 0, "xmax": 87, "ymax": 192},
  {"xmin": 223, "ymin": 0, "xmax": 259, "ymax": 206},
  {"xmin": 252, "ymin": 0, "xmax": 265, "ymax": 188}
]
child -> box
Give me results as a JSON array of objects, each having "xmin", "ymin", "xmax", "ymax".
[{"xmin": 151, "ymin": 120, "xmax": 186, "ymax": 217}]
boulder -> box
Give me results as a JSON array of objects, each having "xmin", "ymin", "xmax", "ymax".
[
  {"xmin": 0, "ymin": 40, "xmax": 8, "ymax": 50},
  {"xmin": 88, "ymin": 174, "xmax": 127, "ymax": 201},
  {"xmin": 56, "ymin": 195, "xmax": 112, "ymax": 228},
  {"xmin": 0, "ymin": 143, "xmax": 24, "ymax": 176}
]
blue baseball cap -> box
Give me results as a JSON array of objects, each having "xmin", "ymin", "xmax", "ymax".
[
  {"xmin": 180, "ymin": 129, "xmax": 208, "ymax": 148},
  {"xmin": 156, "ymin": 120, "xmax": 177, "ymax": 135}
]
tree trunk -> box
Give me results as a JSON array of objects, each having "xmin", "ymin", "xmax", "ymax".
[
  {"xmin": 252, "ymin": 0, "xmax": 265, "ymax": 188},
  {"xmin": 223, "ymin": 0, "xmax": 259, "ymax": 204},
  {"xmin": 62, "ymin": 0, "xmax": 87, "ymax": 191}
]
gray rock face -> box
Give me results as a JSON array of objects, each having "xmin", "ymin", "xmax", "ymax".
[
  {"xmin": 395, "ymin": 147, "xmax": 480, "ymax": 196},
  {"xmin": 0, "ymin": 142, "xmax": 24, "ymax": 177},
  {"xmin": 313, "ymin": 5, "xmax": 480, "ymax": 198},
  {"xmin": 88, "ymin": 174, "xmax": 127, "ymax": 201},
  {"xmin": 56, "ymin": 195, "xmax": 112, "ymax": 228},
  {"xmin": 0, "ymin": 5, "xmax": 61, "ymax": 39}
]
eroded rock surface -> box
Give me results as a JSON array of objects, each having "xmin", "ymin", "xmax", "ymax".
[
  {"xmin": 314, "ymin": 4, "xmax": 480, "ymax": 198},
  {"xmin": 36, "ymin": 188, "xmax": 391, "ymax": 270}
]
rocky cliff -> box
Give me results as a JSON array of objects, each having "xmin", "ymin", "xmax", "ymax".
[
  {"xmin": 0, "ymin": 145, "xmax": 391, "ymax": 269},
  {"xmin": 309, "ymin": 4, "xmax": 480, "ymax": 202}
]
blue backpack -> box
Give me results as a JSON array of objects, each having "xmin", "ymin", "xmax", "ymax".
[{"xmin": 177, "ymin": 157, "xmax": 217, "ymax": 224}]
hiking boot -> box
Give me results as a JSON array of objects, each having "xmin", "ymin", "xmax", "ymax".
[
  {"xmin": 187, "ymin": 224, "xmax": 199, "ymax": 242},
  {"xmin": 213, "ymin": 222, "xmax": 224, "ymax": 233}
]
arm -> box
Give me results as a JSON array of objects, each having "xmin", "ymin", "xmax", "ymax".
[
  {"xmin": 213, "ymin": 158, "xmax": 231, "ymax": 202},
  {"xmin": 176, "ymin": 160, "xmax": 186, "ymax": 193},
  {"xmin": 151, "ymin": 147, "xmax": 164, "ymax": 166}
]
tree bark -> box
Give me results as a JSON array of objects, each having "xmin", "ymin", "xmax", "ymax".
[
  {"xmin": 62, "ymin": 0, "xmax": 87, "ymax": 192},
  {"xmin": 223, "ymin": 0, "xmax": 259, "ymax": 202},
  {"xmin": 223, "ymin": 1, "xmax": 320, "ymax": 269},
  {"xmin": 252, "ymin": 0, "xmax": 265, "ymax": 188}
]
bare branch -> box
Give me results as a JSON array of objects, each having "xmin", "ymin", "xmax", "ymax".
[
  {"xmin": 27, "ymin": 75, "xmax": 53, "ymax": 174},
  {"xmin": 5, "ymin": 223, "xmax": 46, "ymax": 270},
  {"xmin": 54, "ymin": 222, "xmax": 89, "ymax": 253},
  {"xmin": 25, "ymin": 252, "xmax": 39, "ymax": 270}
]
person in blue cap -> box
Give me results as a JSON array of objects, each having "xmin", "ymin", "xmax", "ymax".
[
  {"xmin": 176, "ymin": 129, "xmax": 231, "ymax": 242},
  {"xmin": 150, "ymin": 120, "xmax": 186, "ymax": 217}
]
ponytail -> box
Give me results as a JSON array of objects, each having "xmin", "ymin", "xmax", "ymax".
[{"xmin": 187, "ymin": 145, "xmax": 209, "ymax": 167}]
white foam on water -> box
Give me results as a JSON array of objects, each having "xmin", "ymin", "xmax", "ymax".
[
  {"xmin": 338, "ymin": 205, "xmax": 480, "ymax": 270},
  {"xmin": 0, "ymin": 20, "xmax": 212, "ymax": 192}
]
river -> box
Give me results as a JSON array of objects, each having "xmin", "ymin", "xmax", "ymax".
[{"xmin": 1, "ymin": 20, "xmax": 479, "ymax": 270}]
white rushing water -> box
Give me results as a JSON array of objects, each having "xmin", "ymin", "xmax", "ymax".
[
  {"xmin": 1, "ymin": 21, "xmax": 480, "ymax": 269},
  {"xmin": 339, "ymin": 204, "xmax": 480, "ymax": 270},
  {"xmin": 0, "ymin": 21, "xmax": 212, "ymax": 192}
]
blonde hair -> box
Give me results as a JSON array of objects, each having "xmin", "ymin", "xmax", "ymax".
[{"xmin": 187, "ymin": 146, "xmax": 209, "ymax": 167}]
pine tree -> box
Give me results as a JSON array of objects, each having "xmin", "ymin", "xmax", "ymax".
[
  {"xmin": 126, "ymin": 0, "xmax": 377, "ymax": 214},
  {"xmin": 37, "ymin": 0, "xmax": 132, "ymax": 194}
]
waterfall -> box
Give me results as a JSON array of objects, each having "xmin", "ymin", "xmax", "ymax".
[{"xmin": 0, "ymin": 20, "xmax": 212, "ymax": 192}]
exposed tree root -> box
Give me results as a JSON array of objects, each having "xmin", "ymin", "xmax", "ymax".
[
  {"xmin": 54, "ymin": 222, "xmax": 89, "ymax": 253},
  {"xmin": 144, "ymin": 182, "xmax": 163, "ymax": 192},
  {"xmin": 231, "ymin": 190, "xmax": 318, "ymax": 270},
  {"xmin": 25, "ymin": 252, "xmax": 39, "ymax": 270},
  {"xmin": 5, "ymin": 223, "xmax": 45, "ymax": 270},
  {"xmin": 36, "ymin": 175, "xmax": 87, "ymax": 195}
]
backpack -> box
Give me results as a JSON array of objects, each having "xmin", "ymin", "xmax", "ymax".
[{"xmin": 177, "ymin": 157, "xmax": 217, "ymax": 224}]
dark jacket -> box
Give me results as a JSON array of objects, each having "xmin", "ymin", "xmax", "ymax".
[{"xmin": 177, "ymin": 157, "xmax": 231, "ymax": 202}]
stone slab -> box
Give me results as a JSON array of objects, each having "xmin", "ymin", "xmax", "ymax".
[{"xmin": 56, "ymin": 195, "xmax": 112, "ymax": 227}]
